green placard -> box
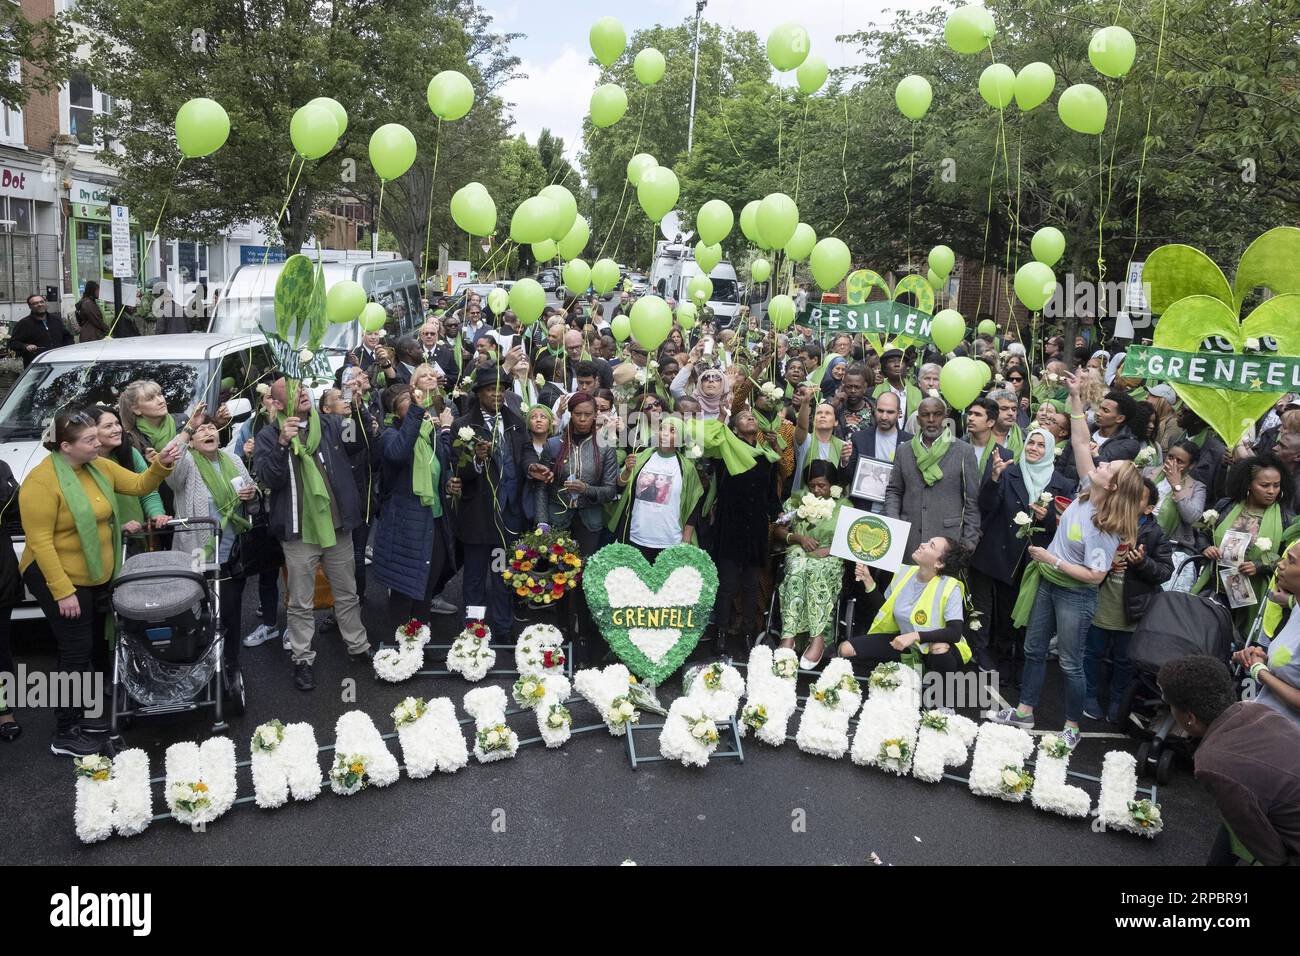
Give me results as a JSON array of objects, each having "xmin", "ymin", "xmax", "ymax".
[
  {"xmin": 1122, "ymin": 345, "xmax": 1300, "ymax": 394},
  {"xmin": 801, "ymin": 300, "xmax": 934, "ymax": 343}
]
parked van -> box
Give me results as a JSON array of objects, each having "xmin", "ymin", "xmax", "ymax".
[{"xmin": 647, "ymin": 241, "xmax": 741, "ymax": 327}]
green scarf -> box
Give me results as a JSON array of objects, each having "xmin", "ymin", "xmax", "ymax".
[
  {"xmin": 282, "ymin": 406, "xmax": 336, "ymax": 548},
  {"xmin": 1156, "ymin": 486, "xmax": 1183, "ymax": 537},
  {"xmin": 976, "ymin": 437, "xmax": 997, "ymax": 476},
  {"xmin": 190, "ymin": 449, "xmax": 252, "ymax": 545},
  {"xmin": 51, "ymin": 454, "xmax": 120, "ymax": 583},
  {"xmin": 113, "ymin": 448, "xmax": 147, "ymax": 528},
  {"xmin": 803, "ymin": 432, "xmax": 845, "ymax": 480},
  {"xmin": 136, "ymin": 415, "xmax": 176, "ymax": 451},
  {"xmin": 678, "ymin": 417, "xmax": 761, "ymax": 474},
  {"xmin": 412, "ymin": 416, "xmax": 443, "ymax": 519},
  {"xmin": 1186, "ymin": 428, "xmax": 1209, "ymax": 449},
  {"xmin": 1192, "ymin": 501, "xmax": 1283, "ymax": 596},
  {"xmin": 1011, "ymin": 559, "xmax": 1086, "ymax": 629},
  {"xmin": 1005, "ymin": 424, "xmax": 1024, "ymax": 457},
  {"xmin": 911, "ymin": 431, "xmax": 954, "ymax": 487},
  {"xmin": 752, "ymin": 408, "xmax": 787, "ymax": 449}
]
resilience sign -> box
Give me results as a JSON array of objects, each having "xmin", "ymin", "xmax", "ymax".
[
  {"xmin": 1122, "ymin": 345, "xmax": 1300, "ymax": 393},
  {"xmin": 801, "ymin": 300, "xmax": 934, "ymax": 343}
]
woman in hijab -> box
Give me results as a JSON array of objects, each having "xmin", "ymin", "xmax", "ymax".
[
  {"xmin": 819, "ymin": 354, "xmax": 848, "ymax": 396},
  {"xmin": 691, "ymin": 366, "xmax": 731, "ymax": 423}
]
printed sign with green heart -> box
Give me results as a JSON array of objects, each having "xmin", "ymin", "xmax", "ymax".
[
  {"xmin": 803, "ymin": 270, "xmax": 934, "ymax": 355},
  {"xmin": 581, "ymin": 543, "xmax": 719, "ymax": 685}
]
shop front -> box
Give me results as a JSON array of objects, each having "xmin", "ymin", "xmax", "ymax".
[
  {"xmin": 66, "ymin": 177, "xmax": 144, "ymax": 315},
  {"xmin": 0, "ymin": 154, "xmax": 62, "ymax": 324}
]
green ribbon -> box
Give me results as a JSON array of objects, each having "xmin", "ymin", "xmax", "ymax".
[
  {"xmin": 412, "ymin": 416, "xmax": 443, "ymax": 519},
  {"xmin": 678, "ymin": 417, "xmax": 759, "ymax": 475},
  {"xmin": 1156, "ymin": 489, "xmax": 1182, "ymax": 537},
  {"xmin": 911, "ymin": 431, "xmax": 953, "ymax": 487},
  {"xmin": 1011, "ymin": 559, "xmax": 1085, "ymax": 629},
  {"xmin": 282, "ymin": 406, "xmax": 336, "ymax": 548},
  {"xmin": 51, "ymin": 454, "xmax": 120, "ymax": 583},
  {"xmin": 190, "ymin": 449, "xmax": 252, "ymax": 553}
]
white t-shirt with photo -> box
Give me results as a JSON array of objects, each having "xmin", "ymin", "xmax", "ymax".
[{"xmin": 629, "ymin": 453, "xmax": 684, "ymax": 548}]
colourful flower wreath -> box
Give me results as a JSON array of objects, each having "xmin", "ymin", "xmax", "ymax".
[{"xmin": 503, "ymin": 523, "xmax": 584, "ymax": 607}]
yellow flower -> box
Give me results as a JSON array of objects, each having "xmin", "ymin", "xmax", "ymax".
[
  {"xmin": 628, "ymin": 675, "xmax": 638, "ymax": 684},
  {"xmin": 553, "ymin": 573, "xmax": 566, "ymax": 583},
  {"xmin": 92, "ymin": 769, "xmax": 110, "ymax": 781},
  {"xmin": 514, "ymin": 549, "xmax": 525, "ymax": 559},
  {"xmin": 194, "ymin": 782, "xmax": 209, "ymax": 792},
  {"xmin": 515, "ymin": 586, "xmax": 528, "ymax": 596},
  {"xmin": 350, "ymin": 762, "xmax": 365, "ymax": 774}
]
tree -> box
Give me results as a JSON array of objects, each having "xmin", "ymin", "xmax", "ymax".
[{"xmin": 1, "ymin": 5, "xmax": 78, "ymax": 111}]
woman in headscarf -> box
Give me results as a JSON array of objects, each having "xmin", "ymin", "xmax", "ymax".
[
  {"xmin": 776, "ymin": 460, "xmax": 846, "ymax": 669},
  {"xmin": 819, "ymin": 354, "xmax": 848, "ymax": 396}
]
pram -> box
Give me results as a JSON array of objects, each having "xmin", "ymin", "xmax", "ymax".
[
  {"xmin": 1119, "ymin": 559, "xmax": 1236, "ymax": 783},
  {"xmin": 107, "ymin": 517, "xmax": 242, "ymax": 750}
]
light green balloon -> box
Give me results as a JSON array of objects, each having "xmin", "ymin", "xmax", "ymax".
[
  {"xmin": 757, "ymin": 193, "xmax": 798, "ymax": 249},
  {"xmin": 634, "ymin": 48, "xmax": 666, "ymax": 86},
  {"xmin": 944, "ymin": 4, "xmax": 996, "ymax": 55},
  {"xmin": 627, "ymin": 152, "xmax": 658, "ymax": 186},
  {"xmin": 510, "ymin": 195, "xmax": 558, "ymax": 244},
  {"xmin": 326, "ymin": 280, "xmax": 366, "ymax": 324},
  {"xmin": 1014, "ymin": 261, "xmax": 1057, "ymax": 311},
  {"xmin": 427, "ymin": 70, "xmax": 474, "ymax": 121},
  {"xmin": 688, "ymin": 274, "xmax": 713, "ymax": 305},
  {"xmin": 307, "ymin": 97, "xmax": 347, "ymax": 137},
  {"xmin": 291, "ymin": 103, "xmax": 339, "ymax": 160},
  {"xmin": 785, "ymin": 223, "xmax": 817, "ymax": 262},
  {"xmin": 591, "ymin": 258, "xmax": 620, "ymax": 295},
  {"xmin": 539, "ymin": 184, "xmax": 578, "ymax": 242},
  {"xmin": 695, "ymin": 242, "xmax": 722, "ymax": 274},
  {"xmin": 590, "ymin": 16, "xmax": 627, "ymax": 68},
  {"xmin": 1088, "ymin": 26, "xmax": 1136, "ymax": 79},
  {"xmin": 768, "ymin": 295, "xmax": 796, "ymax": 331},
  {"xmin": 531, "ymin": 239, "xmax": 557, "ymax": 262},
  {"xmin": 977, "ymin": 319, "xmax": 998, "ymax": 337},
  {"xmin": 979, "ymin": 63, "xmax": 1015, "ymax": 110},
  {"xmin": 676, "ymin": 302, "xmax": 697, "ymax": 330},
  {"xmin": 750, "ymin": 258, "xmax": 771, "ymax": 283},
  {"xmin": 1058, "ymin": 83, "xmax": 1108, "ymax": 135},
  {"xmin": 563, "ymin": 258, "xmax": 592, "ymax": 296},
  {"xmin": 739, "ymin": 200, "xmax": 763, "ymax": 245},
  {"xmin": 810, "ymin": 237, "xmax": 851, "ymax": 289},
  {"xmin": 766, "ymin": 22, "xmax": 811, "ymax": 72},
  {"xmin": 637, "ymin": 166, "xmax": 679, "ymax": 223},
  {"xmin": 1014, "ymin": 62, "xmax": 1056, "ymax": 111},
  {"xmin": 359, "ymin": 302, "xmax": 387, "ymax": 333},
  {"xmin": 927, "ymin": 269, "xmax": 944, "ymax": 291},
  {"xmin": 939, "ymin": 356, "xmax": 983, "ymax": 410},
  {"xmin": 509, "ymin": 277, "xmax": 546, "ymax": 325},
  {"xmin": 695, "ymin": 199, "xmax": 733, "ymax": 245},
  {"xmin": 928, "ymin": 245, "xmax": 955, "ymax": 276},
  {"xmin": 611, "ymin": 313, "xmax": 631, "ymax": 342},
  {"xmin": 796, "ymin": 55, "xmax": 828, "ymax": 95},
  {"xmin": 487, "ymin": 287, "xmax": 509, "ymax": 314},
  {"xmin": 557, "ymin": 217, "xmax": 590, "ymax": 260},
  {"xmin": 450, "ymin": 182, "xmax": 496, "ymax": 236},
  {"xmin": 590, "ymin": 84, "xmax": 628, "ymax": 128},
  {"xmin": 368, "ymin": 123, "xmax": 416, "ymax": 179},
  {"xmin": 1031, "ymin": 226, "xmax": 1066, "ymax": 266},
  {"xmin": 630, "ymin": 295, "xmax": 672, "ymax": 349},
  {"xmin": 174, "ymin": 98, "xmax": 230, "ymax": 158},
  {"xmin": 930, "ymin": 309, "xmax": 966, "ymax": 352},
  {"xmin": 895, "ymin": 75, "xmax": 933, "ymax": 120}
]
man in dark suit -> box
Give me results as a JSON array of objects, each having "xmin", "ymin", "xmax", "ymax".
[
  {"xmin": 885, "ymin": 395, "xmax": 982, "ymax": 554},
  {"xmin": 846, "ymin": 390, "xmax": 911, "ymax": 513},
  {"xmin": 433, "ymin": 314, "xmax": 468, "ymax": 386},
  {"xmin": 562, "ymin": 328, "xmax": 613, "ymax": 390},
  {"xmin": 11, "ymin": 294, "xmax": 73, "ymax": 366}
]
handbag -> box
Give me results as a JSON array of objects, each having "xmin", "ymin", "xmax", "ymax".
[{"xmin": 224, "ymin": 496, "xmax": 284, "ymax": 580}]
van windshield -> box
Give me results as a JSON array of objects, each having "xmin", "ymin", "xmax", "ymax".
[
  {"xmin": 682, "ymin": 277, "xmax": 739, "ymax": 304},
  {"xmin": 211, "ymin": 297, "xmax": 353, "ymax": 348}
]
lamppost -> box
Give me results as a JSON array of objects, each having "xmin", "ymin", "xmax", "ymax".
[{"xmin": 687, "ymin": 0, "xmax": 707, "ymax": 155}]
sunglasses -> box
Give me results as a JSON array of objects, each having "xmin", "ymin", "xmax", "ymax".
[{"xmin": 1008, "ymin": 376, "xmax": 1024, "ymax": 382}]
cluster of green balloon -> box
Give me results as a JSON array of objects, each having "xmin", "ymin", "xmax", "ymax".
[
  {"xmin": 634, "ymin": 48, "xmax": 665, "ymax": 86},
  {"xmin": 930, "ymin": 309, "xmax": 966, "ymax": 352},
  {"xmin": 895, "ymin": 75, "xmax": 932, "ymax": 120},
  {"xmin": 1030, "ymin": 226, "xmax": 1065, "ymax": 266},
  {"xmin": 369, "ymin": 124, "xmax": 417, "ymax": 180},
  {"xmin": 688, "ymin": 274, "xmax": 713, "ymax": 305},
  {"xmin": 945, "ymin": 4, "xmax": 996, "ymax": 55},
  {"xmin": 766, "ymin": 23, "xmax": 811, "ymax": 72},
  {"xmin": 751, "ymin": 258, "xmax": 771, "ymax": 283},
  {"xmin": 928, "ymin": 245, "xmax": 954, "ymax": 278},
  {"xmin": 487, "ymin": 287, "xmax": 509, "ymax": 315},
  {"xmin": 427, "ymin": 71, "xmax": 475, "ymax": 121},
  {"xmin": 563, "ymin": 258, "xmax": 591, "ymax": 296},
  {"xmin": 695, "ymin": 242, "xmax": 722, "ymax": 274},
  {"xmin": 558, "ymin": 217, "xmax": 590, "ymax": 260},
  {"xmin": 927, "ymin": 270, "xmax": 944, "ymax": 291},
  {"xmin": 637, "ymin": 166, "xmax": 679, "ymax": 222},
  {"xmin": 359, "ymin": 302, "xmax": 387, "ymax": 333},
  {"xmin": 511, "ymin": 184, "xmax": 579, "ymax": 245},
  {"xmin": 509, "ymin": 277, "xmax": 546, "ymax": 325},
  {"xmin": 785, "ymin": 223, "xmax": 816, "ymax": 262},
  {"xmin": 768, "ymin": 295, "xmax": 796, "ymax": 331},
  {"xmin": 174, "ymin": 98, "xmax": 231, "ymax": 159},
  {"xmin": 532, "ymin": 239, "xmax": 557, "ymax": 262},
  {"xmin": 809, "ymin": 237, "xmax": 851, "ymax": 290},
  {"xmin": 590, "ymin": 83, "xmax": 628, "ymax": 128},
  {"xmin": 939, "ymin": 356, "xmax": 984, "ymax": 410},
  {"xmin": 451, "ymin": 182, "xmax": 497, "ymax": 236},
  {"xmin": 611, "ymin": 314, "xmax": 631, "ymax": 342},
  {"xmin": 676, "ymin": 302, "xmax": 697, "ymax": 330},
  {"xmin": 592, "ymin": 258, "xmax": 620, "ymax": 295},
  {"xmin": 1014, "ymin": 261, "xmax": 1057, "ymax": 312},
  {"xmin": 695, "ymin": 199, "xmax": 733, "ymax": 245},
  {"xmin": 291, "ymin": 99, "xmax": 346, "ymax": 160},
  {"xmin": 630, "ymin": 295, "xmax": 672, "ymax": 350},
  {"xmin": 326, "ymin": 280, "xmax": 367, "ymax": 325}
]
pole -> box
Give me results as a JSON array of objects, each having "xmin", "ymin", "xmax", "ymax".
[
  {"xmin": 687, "ymin": 0, "xmax": 706, "ymax": 155},
  {"xmin": 108, "ymin": 195, "xmax": 123, "ymax": 320}
]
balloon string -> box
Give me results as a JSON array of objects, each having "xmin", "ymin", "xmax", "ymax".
[
  {"xmin": 420, "ymin": 117, "xmax": 443, "ymax": 290},
  {"xmin": 106, "ymin": 155, "xmax": 184, "ymax": 337},
  {"xmin": 830, "ymin": 93, "xmax": 850, "ymax": 237},
  {"xmin": 719, "ymin": 102, "xmax": 743, "ymax": 158},
  {"xmin": 595, "ymin": 90, "xmax": 651, "ymax": 264},
  {"xmin": 377, "ymin": 179, "xmax": 386, "ymax": 249},
  {"xmin": 1003, "ymin": 132, "xmax": 1023, "ymax": 341},
  {"xmin": 995, "ymin": 107, "xmax": 1017, "ymax": 325},
  {"xmin": 1124, "ymin": 0, "xmax": 1167, "ymax": 287},
  {"xmin": 906, "ymin": 121, "xmax": 915, "ymax": 272},
  {"xmin": 246, "ymin": 153, "xmax": 306, "ymax": 318},
  {"xmin": 793, "ymin": 98, "xmax": 811, "ymax": 204},
  {"xmin": 973, "ymin": 126, "xmax": 1000, "ymax": 320}
]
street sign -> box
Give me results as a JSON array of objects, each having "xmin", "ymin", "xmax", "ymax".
[{"xmin": 110, "ymin": 203, "xmax": 133, "ymax": 278}]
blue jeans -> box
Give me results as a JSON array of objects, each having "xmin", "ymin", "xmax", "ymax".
[
  {"xmin": 1084, "ymin": 625, "xmax": 1134, "ymax": 719},
  {"xmin": 1020, "ymin": 581, "xmax": 1098, "ymax": 724}
]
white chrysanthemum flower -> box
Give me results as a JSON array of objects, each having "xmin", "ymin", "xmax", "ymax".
[
  {"xmin": 1257, "ymin": 537, "xmax": 1273, "ymax": 552},
  {"xmin": 457, "ymin": 426, "xmax": 475, "ymax": 442},
  {"xmin": 830, "ymin": 485, "xmax": 843, "ymax": 499}
]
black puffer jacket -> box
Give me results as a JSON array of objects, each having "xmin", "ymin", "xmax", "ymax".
[{"xmin": 1122, "ymin": 514, "xmax": 1176, "ymax": 624}]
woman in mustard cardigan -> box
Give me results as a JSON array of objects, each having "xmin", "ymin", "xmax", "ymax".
[{"xmin": 20, "ymin": 407, "xmax": 179, "ymax": 757}]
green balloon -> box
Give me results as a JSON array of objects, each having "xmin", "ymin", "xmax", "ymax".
[
  {"xmin": 1014, "ymin": 261, "xmax": 1057, "ymax": 311},
  {"xmin": 944, "ymin": 4, "xmax": 996, "ymax": 55},
  {"xmin": 590, "ymin": 16, "xmax": 627, "ymax": 68},
  {"xmin": 1014, "ymin": 62, "xmax": 1056, "ymax": 111},
  {"xmin": 368, "ymin": 123, "xmax": 416, "ymax": 179},
  {"xmin": 630, "ymin": 295, "xmax": 672, "ymax": 349},
  {"xmin": 1031, "ymin": 226, "xmax": 1066, "ymax": 266},
  {"xmin": 977, "ymin": 319, "xmax": 998, "ymax": 337},
  {"xmin": 928, "ymin": 245, "xmax": 955, "ymax": 276},
  {"xmin": 979, "ymin": 360, "xmax": 993, "ymax": 384},
  {"xmin": 591, "ymin": 258, "xmax": 620, "ymax": 295},
  {"xmin": 927, "ymin": 269, "xmax": 944, "ymax": 292},
  {"xmin": 768, "ymin": 295, "xmax": 796, "ymax": 331},
  {"xmin": 979, "ymin": 63, "xmax": 1015, "ymax": 110},
  {"xmin": 796, "ymin": 55, "xmax": 828, "ymax": 95},
  {"xmin": 1058, "ymin": 84, "xmax": 1108, "ymax": 135},
  {"xmin": 509, "ymin": 277, "xmax": 546, "ymax": 325},
  {"xmin": 174, "ymin": 98, "xmax": 230, "ymax": 158},
  {"xmin": 291, "ymin": 103, "xmax": 338, "ymax": 160},
  {"xmin": 510, "ymin": 195, "xmax": 558, "ymax": 244},
  {"xmin": 611, "ymin": 313, "xmax": 631, "ymax": 342},
  {"xmin": 590, "ymin": 83, "xmax": 628, "ymax": 128},
  {"xmin": 696, "ymin": 199, "xmax": 733, "ymax": 245},
  {"xmin": 634, "ymin": 48, "xmax": 666, "ymax": 86},
  {"xmin": 307, "ymin": 97, "xmax": 347, "ymax": 136},
  {"xmin": 1088, "ymin": 26, "xmax": 1136, "ymax": 79},
  {"xmin": 557, "ymin": 217, "xmax": 590, "ymax": 260},
  {"xmin": 450, "ymin": 182, "xmax": 496, "ymax": 236},
  {"xmin": 359, "ymin": 302, "xmax": 387, "ymax": 333},
  {"xmin": 757, "ymin": 193, "xmax": 798, "ymax": 249},
  {"xmin": 767, "ymin": 22, "xmax": 811, "ymax": 72},
  {"xmin": 539, "ymin": 184, "xmax": 578, "ymax": 242},
  {"xmin": 531, "ymin": 239, "xmax": 557, "ymax": 262},
  {"xmin": 563, "ymin": 259, "xmax": 591, "ymax": 296},
  {"xmin": 739, "ymin": 200, "xmax": 763, "ymax": 245},
  {"xmin": 785, "ymin": 223, "xmax": 817, "ymax": 262},
  {"xmin": 326, "ymin": 280, "xmax": 366, "ymax": 325},
  {"xmin": 688, "ymin": 274, "xmax": 713, "ymax": 305},
  {"xmin": 695, "ymin": 242, "xmax": 722, "ymax": 274},
  {"xmin": 637, "ymin": 166, "xmax": 679, "ymax": 223},
  {"xmin": 939, "ymin": 356, "xmax": 983, "ymax": 410},
  {"xmin": 487, "ymin": 287, "xmax": 509, "ymax": 314},
  {"xmin": 427, "ymin": 70, "xmax": 474, "ymax": 121},
  {"xmin": 810, "ymin": 237, "xmax": 851, "ymax": 289},
  {"xmin": 751, "ymin": 258, "xmax": 771, "ymax": 283},
  {"xmin": 676, "ymin": 302, "xmax": 697, "ymax": 330},
  {"xmin": 895, "ymin": 75, "xmax": 933, "ymax": 120},
  {"xmin": 626, "ymin": 152, "xmax": 658, "ymax": 186},
  {"xmin": 930, "ymin": 309, "xmax": 966, "ymax": 353}
]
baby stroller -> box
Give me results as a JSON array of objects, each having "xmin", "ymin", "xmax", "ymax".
[
  {"xmin": 107, "ymin": 517, "xmax": 241, "ymax": 749},
  {"xmin": 1119, "ymin": 563, "xmax": 1236, "ymax": 784}
]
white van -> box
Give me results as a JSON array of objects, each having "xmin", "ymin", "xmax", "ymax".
[{"xmin": 647, "ymin": 241, "xmax": 741, "ymax": 327}]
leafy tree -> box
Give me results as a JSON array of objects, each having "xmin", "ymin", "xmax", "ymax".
[{"xmin": 0, "ymin": 5, "xmax": 78, "ymax": 110}]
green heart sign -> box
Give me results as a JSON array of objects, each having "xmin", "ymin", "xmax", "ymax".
[{"xmin": 581, "ymin": 543, "xmax": 719, "ymax": 685}]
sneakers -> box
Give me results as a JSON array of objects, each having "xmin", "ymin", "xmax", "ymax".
[
  {"xmin": 242, "ymin": 624, "xmax": 281, "ymax": 648},
  {"xmin": 293, "ymin": 662, "xmax": 315, "ymax": 692},
  {"xmin": 429, "ymin": 596, "xmax": 458, "ymax": 615},
  {"xmin": 282, "ymin": 631, "xmax": 292, "ymax": 651},
  {"xmin": 1060, "ymin": 726, "xmax": 1082, "ymax": 750},
  {"xmin": 77, "ymin": 716, "xmax": 113, "ymax": 735},
  {"xmin": 1082, "ymin": 700, "xmax": 1104, "ymax": 721},
  {"xmin": 50, "ymin": 730, "xmax": 102, "ymax": 757},
  {"xmin": 991, "ymin": 707, "xmax": 1035, "ymax": 729}
]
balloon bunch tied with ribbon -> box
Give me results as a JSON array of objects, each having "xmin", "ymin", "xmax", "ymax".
[{"xmin": 422, "ymin": 69, "xmax": 477, "ymax": 282}]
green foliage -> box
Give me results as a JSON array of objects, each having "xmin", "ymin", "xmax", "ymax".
[{"xmin": 0, "ymin": 6, "xmax": 78, "ymax": 111}]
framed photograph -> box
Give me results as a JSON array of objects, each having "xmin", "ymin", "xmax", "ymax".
[
  {"xmin": 1219, "ymin": 530, "xmax": 1252, "ymax": 568},
  {"xmin": 852, "ymin": 457, "xmax": 893, "ymax": 504},
  {"xmin": 1219, "ymin": 569, "xmax": 1257, "ymax": 609}
]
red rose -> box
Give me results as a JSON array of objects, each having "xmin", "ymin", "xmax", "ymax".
[
  {"xmin": 543, "ymin": 650, "xmax": 554, "ymax": 667},
  {"xmin": 551, "ymin": 545, "xmax": 564, "ymax": 555},
  {"xmin": 474, "ymin": 626, "xmax": 486, "ymax": 638}
]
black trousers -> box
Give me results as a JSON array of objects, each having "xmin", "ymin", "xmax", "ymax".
[
  {"xmin": 716, "ymin": 557, "xmax": 762, "ymax": 638},
  {"xmin": 390, "ymin": 527, "xmax": 449, "ymax": 630},
  {"xmin": 846, "ymin": 633, "xmax": 967, "ymax": 675},
  {"xmin": 0, "ymin": 605, "xmax": 12, "ymax": 715},
  {"xmin": 353, "ymin": 515, "xmax": 371, "ymax": 596},
  {"xmin": 633, "ymin": 543, "xmax": 663, "ymax": 565},
  {"xmin": 567, "ymin": 520, "xmax": 604, "ymax": 666},
  {"xmin": 23, "ymin": 564, "xmax": 111, "ymax": 733},
  {"xmin": 970, "ymin": 567, "xmax": 1022, "ymax": 672}
]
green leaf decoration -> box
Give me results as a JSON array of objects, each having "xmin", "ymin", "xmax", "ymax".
[
  {"xmin": 892, "ymin": 273, "xmax": 935, "ymax": 316},
  {"xmin": 841, "ymin": 269, "xmax": 936, "ymax": 355},
  {"xmin": 1142, "ymin": 244, "xmax": 1233, "ymax": 315},
  {"xmin": 1233, "ymin": 226, "xmax": 1300, "ymax": 313},
  {"xmin": 307, "ymin": 253, "xmax": 327, "ymax": 350},
  {"xmin": 844, "ymin": 269, "xmax": 891, "ymax": 305},
  {"xmin": 274, "ymin": 254, "xmax": 317, "ymax": 346}
]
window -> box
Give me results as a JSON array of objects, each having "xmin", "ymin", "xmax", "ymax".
[
  {"xmin": 68, "ymin": 70, "xmax": 112, "ymax": 148},
  {"xmin": 0, "ymin": 57, "xmax": 22, "ymax": 145},
  {"xmin": 0, "ymin": 197, "xmax": 40, "ymax": 302}
]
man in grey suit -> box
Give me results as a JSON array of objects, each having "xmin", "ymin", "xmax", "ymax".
[{"xmin": 885, "ymin": 395, "xmax": 982, "ymax": 554}]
